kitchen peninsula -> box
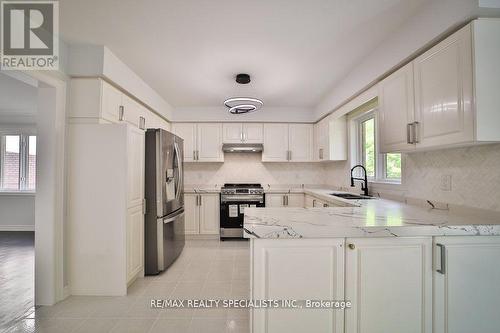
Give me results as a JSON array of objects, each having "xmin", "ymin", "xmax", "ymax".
[{"xmin": 244, "ymin": 190, "xmax": 500, "ymax": 333}]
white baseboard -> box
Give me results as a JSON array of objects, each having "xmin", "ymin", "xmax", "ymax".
[
  {"xmin": 0, "ymin": 225, "xmax": 35, "ymax": 231},
  {"xmin": 63, "ymin": 285, "xmax": 71, "ymax": 299}
]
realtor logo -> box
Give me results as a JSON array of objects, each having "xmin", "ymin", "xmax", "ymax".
[{"xmin": 1, "ymin": 0, "xmax": 59, "ymax": 70}]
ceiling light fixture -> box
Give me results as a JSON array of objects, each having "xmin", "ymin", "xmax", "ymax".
[{"xmin": 224, "ymin": 74, "xmax": 264, "ymax": 115}]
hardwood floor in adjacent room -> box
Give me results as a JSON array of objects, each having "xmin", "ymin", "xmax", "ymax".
[{"xmin": 0, "ymin": 232, "xmax": 34, "ymax": 331}]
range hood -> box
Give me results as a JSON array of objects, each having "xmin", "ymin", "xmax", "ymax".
[{"xmin": 222, "ymin": 143, "xmax": 263, "ymax": 153}]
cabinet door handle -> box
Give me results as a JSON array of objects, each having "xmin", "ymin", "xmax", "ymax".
[
  {"xmin": 348, "ymin": 243, "xmax": 355, "ymax": 250},
  {"xmin": 240, "ymin": 132, "xmax": 243, "ymax": 142},
  {"xmin": 407, "ymin": 123, "xmax": 413, "ymax": 144},
  {"xmin": 312, "ymin": 199, "xmax": 316, "ymax": 206},
  {"xmin": 412, "ymin": 122, "xmax": 420, "ymax": 144},
  {"xmin": 193, "ymin": 150, "xmax": 196, "ymax": 161},
  {"xmin": 143, "ymin": 199, "xmax": 147, "ymax": 215},
  {"xmin": 199, "ymin": 195, "xmax": 202, "ymax": 206},
  {"xmin": 139, "ymin": 116, "xmax": 146, "ymax": 130},
  {"xmin": 119, "ymin": 105, "xmax": 124, "ymax": 121},
  {"xmin": 319, "ymin": 148, "xmax": 323, "ymax": 160},
  {"xmin": 436, "ymin": 243, "xmax": 446, "ymax": 274}
]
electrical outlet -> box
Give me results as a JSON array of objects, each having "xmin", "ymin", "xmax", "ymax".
[{"xmin": 440, "ymin": 174, "xmax": 452, "ymax": 191}]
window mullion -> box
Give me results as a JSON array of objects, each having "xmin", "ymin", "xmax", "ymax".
[{"xmin": 20, "ymin": 135, "xmax": 27, "ymax": 191}]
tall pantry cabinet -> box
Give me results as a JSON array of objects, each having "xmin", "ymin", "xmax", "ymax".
[{"xmin": 68, "ymin": 78, "xmax": 169, "ymax": 296}]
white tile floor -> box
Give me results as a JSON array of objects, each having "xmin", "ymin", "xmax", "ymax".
[{"xmin": 4, "ymin": 240, "xmax": 250, "ymax": 333}]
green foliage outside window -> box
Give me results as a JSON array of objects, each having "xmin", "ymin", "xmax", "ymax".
[
  {"xmin": 362, "ymin": 118, "xmax": 375, "ymax": 177},
  {"xmin": 386, "ymin": 153, "xmax": 401, "ymax": 179}
]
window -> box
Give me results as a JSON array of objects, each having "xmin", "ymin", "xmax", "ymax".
[
  {"xmin": 353, "ymin": 110, "xmax": 401, "ymax": 183},
  {"xmin": 0, "ymin": 133, "xmax": 37, "ymax": 192},
  {"xmin": 361, "ymin": 117, "xmax": 375, "ymax": 177}
]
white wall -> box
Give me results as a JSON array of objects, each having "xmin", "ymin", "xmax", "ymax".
[
  {"xmin": 184, "ymin": 153, "xmax": 327, "ymax": 187},
  {"xmin": 315, "ymin": 0, "xmax": 500, "ymax": 119},
  {"xmin": 173, "ymin": 106, "xmax": 315, "ymax": 123},
  {"xmin": 0, "ymin": 195, "xmax": 35, "ymax": 230}
]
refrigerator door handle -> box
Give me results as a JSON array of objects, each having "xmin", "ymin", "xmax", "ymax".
[
  {"xmin": 174, "ymin": 141, "xmax": 183, "ymax": 200},
  {"xmin": 163, "ymin": 210, "xmax": 185, "ymax": 224}
]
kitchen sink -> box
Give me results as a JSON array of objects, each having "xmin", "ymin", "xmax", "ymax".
[{"xmin": 330, "ymin": 193, "xmax": 373, "ymax": 200}]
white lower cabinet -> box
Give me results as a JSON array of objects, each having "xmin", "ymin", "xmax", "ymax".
[
  {"xmin": 345, "ymin": 237, "xmax": 432, "ymax": 333},
  {"xmin": 304, "ymin": 194, "xmax": 331, "ymax": 208},
  {"xmin": 251, "ymin": 237, "xmax": 441, "ymax": 333},
  {"xmin": 265, "ymin": 193, "xmax": 304, "ymax": 207},
  {"xmin": 184, "ymin": 193, "xmax": 219, "ymax": 235},
  {"xmin": 252, "ymin": 239, "xmax": 345, "ymax": 333},
  {"xmin": 68, "ymin": 124, "xmax": 145, "ymax": 296},
  {"xmin": 126, "ymin": 205, "xmax": 144, "ymax": 282},
  {"xmin": 184, "ymin": 194, "xmax": 200, "ymax": 234},
  {"xmin": 433, "ymin": 236, "xmax": 500, "ymax": 333},
  {"xmin": 199, "ymin": 194, "xmax": 220, "ymax": 234}
]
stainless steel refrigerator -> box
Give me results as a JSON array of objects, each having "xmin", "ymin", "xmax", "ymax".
[{"xmin": 144, "ymin": 129, "xmax": 185, "ymax": 275}]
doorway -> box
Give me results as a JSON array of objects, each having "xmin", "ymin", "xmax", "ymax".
[{"xmin": 0, "ymin": 70, "xmax": 67, "ymax": 329}]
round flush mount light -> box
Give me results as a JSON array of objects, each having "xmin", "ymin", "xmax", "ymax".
[
  {"xmin": 224, "ymin": 98, "xmax": 263, "ymax": 114},
  {"xmin": 224, "ymin": 73, "xmax": 263, "ymax": 114}
]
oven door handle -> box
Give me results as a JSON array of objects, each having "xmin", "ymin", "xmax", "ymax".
[{"xmin": 221, "ymin": 196, "xmax": 264, "ymax": 202}]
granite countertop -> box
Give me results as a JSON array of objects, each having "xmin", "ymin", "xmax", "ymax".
[{"xmin": 243, "ymin": 189, "xmax": 500, "ymax": 239}]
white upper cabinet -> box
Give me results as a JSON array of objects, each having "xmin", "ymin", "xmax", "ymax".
[
  {"xmin": 101, "ymin": 80, "xmax": 122, "ymax": 123},
  {"xmin": 173, "ymin": 123, "xmax": 223, "ymax": 162},
  {"xmin": 223, "ymin": 123, "xmax": 263, "ymax": 143},
  {"xmin": 378, "ymin": 19, "xmax": 500, "ymax": 153},
  {"xmin": 70, "ymin": 78, "xmax": 170, "ymax": 131},
  {"xmin": 172, "ymin": 123, "xmax": 196, "ymax": 162},
  {"xmin": 413, "ymin": 24, "xmax": 474, "ymax": 149},
  {"xmin": 223, "ymin": 123, "xmax": 244, "ymax": 143},
  {"xmin": 197, "ymin": 123, "xmax": 223, "ymax": 162},
  {"xmin": 378, "ymin": 63, "xmax": 416, "ymax": 153},
  {"xmin": 313, "ymin": 116, "xmax": 347, "ymax": 161},
  {"xmin": 288, "ymin": 124, "xmax": 313, "ymax": 162},
  {"xmin": 263, "ymin": 123, "xmax": 313, "ymax": 162},
  {"xmin": 244, "ymin": 123, "xmax": 264, "ymax": 143},
  {"xmin": 262, "ymin": 123, "xmax": 289, "ymax": 162}
]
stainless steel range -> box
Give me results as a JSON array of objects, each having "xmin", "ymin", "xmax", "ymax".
[{"xmin": 220, "ymin": 183, "xmax": 265, "ymax": 239}]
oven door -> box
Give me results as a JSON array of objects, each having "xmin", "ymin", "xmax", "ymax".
[{"xmin": 220, "ymin": 194, "xmax": 265, "ymax": 237}]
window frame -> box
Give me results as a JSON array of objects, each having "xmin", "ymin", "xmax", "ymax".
[
  {"xmin": 0, "ymin": 128, "xmax": 37, "ymax": 193},
  {"xmin": 352, "ymin": 108, "xmax": 402, "ymax": 184}
]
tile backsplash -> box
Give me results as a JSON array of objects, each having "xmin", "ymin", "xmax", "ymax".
[
  {"xmin": 403, "ymin": 144, "xmax": 500, "ymax": 211},
  {"xmin": 185, "ymin": 144, "xmax": 500, "ymax": 212},
  {"xmin": 184, "ymin": 153, "xmax": 327, "ymax": 187}
]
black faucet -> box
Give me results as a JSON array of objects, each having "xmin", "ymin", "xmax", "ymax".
[{"xmin": 350, "ymin": 165, "xmax": 369, "ymax": 196}]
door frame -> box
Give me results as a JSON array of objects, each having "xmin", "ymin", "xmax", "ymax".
[{"xmin": 15, "ymin": 69, "xmax": 68, "ymax": 305}]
